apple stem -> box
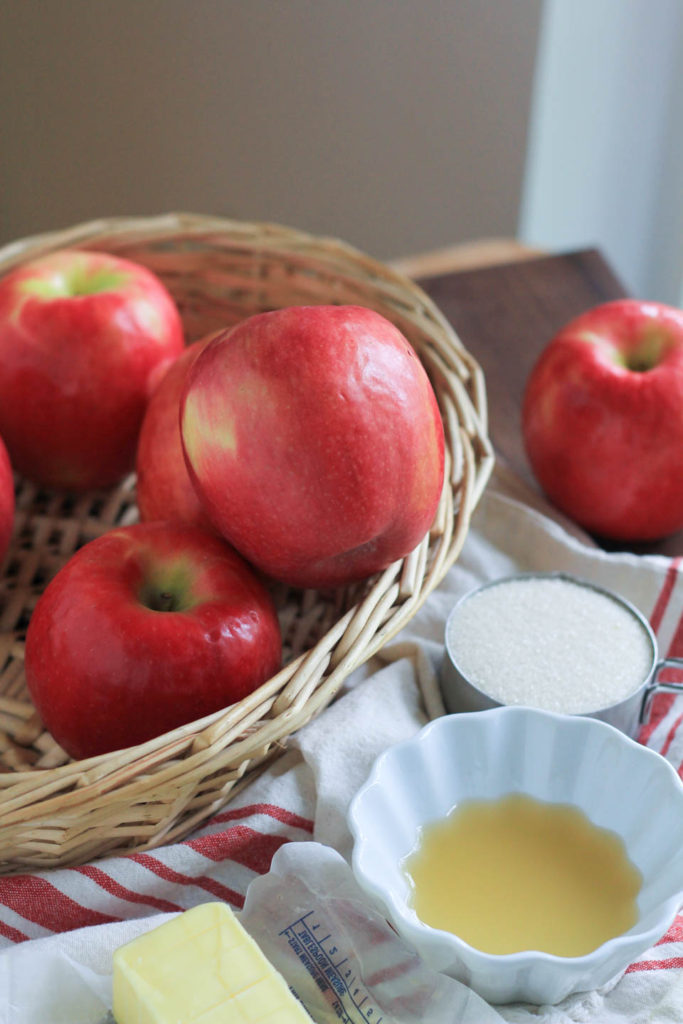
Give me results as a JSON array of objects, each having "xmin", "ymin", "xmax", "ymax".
[{"xmin": 153, "ymin": 590, "xmax": 177, "ymax": 613}]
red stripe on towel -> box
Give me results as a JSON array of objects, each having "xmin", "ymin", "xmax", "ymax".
[
  {"xmin": 208, "ymin": 803, "xmax": 314, "ymax": 833},
  {"xmin": 643, "ymin": 561, "xmax": 683, "ymax": 745},
  {"xmin": 660, "ymin": 712, "xmax": 683, "ymax": 758},
  {"xmin": 0, "ymin": 918, "xmax": 30, "ymax": 943},
  {"xmin": 626, "ymin": 956, "xmax": 683, "ymax": 973},
  {"xmin": 640, "ymin": 692, "xmax": 678, "ymax": 746},
  {"xmin": 72, "ymin": 864, "xmax": 183, "ymax": 914},
  {"xmin": 185, "ymin": 826, "xmax": 289, "ymax": 874},
  {"xmin": 129, "ymin": 851, "xmax": 246, "ymax": 908},
  {"xmin": 650, "ymin": 559, "xmax": 682, "ymax": 634},
  {"xmin": 665, "ymin": 615, "xmax": 683, "ymax": 668},
  {"xmin": 0, "ymin": 876, "xmax": 120, "ymax": 934},
  {"xmin": 658, "ymin": 604, "xmax": 683, "ymax": 764},
  {"xmin": 656, "ymin": 914, "xmax": 683, "ymax": 945}
]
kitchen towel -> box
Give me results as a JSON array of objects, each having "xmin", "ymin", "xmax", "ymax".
[{"xmin": 2, "ymin": 469, "xmax": 683, "ymax": 1023}]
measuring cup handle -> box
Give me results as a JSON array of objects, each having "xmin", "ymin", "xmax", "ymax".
[{"xmin": 640, "ymin": 657, "xmax": 683, "ymax": 725}]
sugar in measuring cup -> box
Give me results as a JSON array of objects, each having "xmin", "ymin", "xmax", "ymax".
[{"xmin": 441, "ymin": 572, "xmax": 683, "ymax": 738}]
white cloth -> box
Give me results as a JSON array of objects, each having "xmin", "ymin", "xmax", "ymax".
[{"xmin": 2, "ymin": 480, "xmax": 683, "ymax": 1023}]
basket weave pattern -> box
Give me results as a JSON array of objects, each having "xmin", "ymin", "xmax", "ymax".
[{"xmin": 0, "ymin": 213, "xmax": 493, "ymax": 871}]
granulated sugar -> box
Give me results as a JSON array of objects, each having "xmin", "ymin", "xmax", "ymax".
[{"xmin": 446, "ymin": 576, "xmax": 653, "ymax": 714}]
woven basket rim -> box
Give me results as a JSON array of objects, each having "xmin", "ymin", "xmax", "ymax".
[{"xmin": 0, "ymin": 212, "xmax": 477, "ymax": 353}]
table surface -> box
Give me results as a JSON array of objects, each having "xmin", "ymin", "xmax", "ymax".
[{"xmin": 416, "ymin": 248, "xmax": 681, "ymax": 558}]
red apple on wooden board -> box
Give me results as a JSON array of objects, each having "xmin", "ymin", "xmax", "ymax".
[
  {"xmin": 0, "ymin": 249, "xmax": 184, "ymax": 491},
  {"xmin": 136, "ymin": 337, "xmax": 214, "ymax": 530},
  {"xmin": 0, "ymin": 435, "xmax": 14, "ymax": 564},
  {"xmin": 522, "ymin": 299, "xmax": 683, "ymax": 541},
  {"xmin": 24, "ymin": 522, "xmax": 282, "ymax": 760},
  {"xmin": 180, "ymin": 304, "xmax": 445, "ymax": 588}
]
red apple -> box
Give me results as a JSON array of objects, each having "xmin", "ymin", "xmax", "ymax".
[
  {"xmin": 0, "ymin": 435, "xmax": 14, "ymax": 563},
  {"xmin": 522, "ymin": 298, "xmax": 683, "ymax": 540},
  {"xmin": 136, "ymin": 337, "xmax": 214, "ymax": 530},
  {"xmin": 24, "ymin": 521, "xmax": 282, "ymax": 759},
  {"xmin": 180, "ymin": 305, "xmax": 445, "ymax": 588},
  {"xmin": 0, "ymin": 249, "xmax": 185, "ymax": 491}
]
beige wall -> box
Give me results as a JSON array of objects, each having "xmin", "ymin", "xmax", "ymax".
[{"xmin": 0, "ymin": 0, "xmax": 541, "ymax": 263}]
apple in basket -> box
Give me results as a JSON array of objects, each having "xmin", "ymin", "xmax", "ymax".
[
  {"xmin": 0, "ymin": 434, "xmax": 14, "ymax": 563},
  {"xmin": 0, "ymin": 248, "xmax": 184, "ymax": 491},
  {"xmin": 136, "ymin": 337, "xmax": 215, "ymax": 530},
  {"xmin": 180, "ymin": 305, "xmax": 446, "ymax": 589},
  {"xmin": 522, "ymin": 299, "xmax": 683, "ymax": 541},
  {"xmin": 24, "ymin": 522, "xmax": 282, "ymax": 760}
]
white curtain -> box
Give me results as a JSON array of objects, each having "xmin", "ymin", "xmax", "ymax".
[{"xmin": 519, "ymin": 0, "xmax": 683, "ymax": 305}]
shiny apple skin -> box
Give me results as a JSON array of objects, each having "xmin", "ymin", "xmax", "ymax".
[
  {"xmin": 0, "ymin": 249, "xmax": 185, "ymax": 491},
  {"xmin": 180, "ymin": 305, "xmax": 445, "ymax": 588},
  {"xmin": 24, "ymin": 522, "xmax": 282, "ymax": 760},
  {"xmin": 136, "ymin": 338, "xmax": 213, "ymax": 530},
  {"xmin": 522, "ymin": 299, "xmax": 683, "ymax": 540},
  {"xmin": 0, "ymin": 435, "xmax": 14, "ymax": 563}
]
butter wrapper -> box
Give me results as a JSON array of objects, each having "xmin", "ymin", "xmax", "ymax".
[{"xmin": 240, "ymin": 842, "xmax": 499, "ymax": 1024}]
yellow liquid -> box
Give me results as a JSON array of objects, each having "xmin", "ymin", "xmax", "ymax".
[{"xmin": 403, "ymin": 794, "xmax": 641, "ymax": 957}]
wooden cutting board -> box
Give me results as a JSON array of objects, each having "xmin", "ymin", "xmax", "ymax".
[{"xmin": 417, "ymin": 248, "xmax": 682, "ymax": 558}]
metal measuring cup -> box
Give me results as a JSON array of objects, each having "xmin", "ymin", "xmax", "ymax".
[{"xmin": 440, "ymin": 572, "xmax": 683, "ymax": 739}]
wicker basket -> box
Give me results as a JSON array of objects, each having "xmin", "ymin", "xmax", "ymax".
[{"xmin": 0, "ymin": 213, "xmax": 493, "ymax": 872}]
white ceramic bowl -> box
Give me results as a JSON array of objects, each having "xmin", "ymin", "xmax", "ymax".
[{"xmin": 348, "ymin": 708, "xmax": 683, "ymax": 1005}]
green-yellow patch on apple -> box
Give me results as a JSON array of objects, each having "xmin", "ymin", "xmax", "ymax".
[
  {"xmin": 19, "ymin": 265, "xmax": 129, "ymax": 299},
  {"xmin": 622, "ymin": 327, "xmax": 676, "ymax": 372},
  {"xmin": 182, "ymin": 392, "xmax": 237, "ymax": 464},
  {"xmin": 577, "ymin": 324, "xmax": 678, "ymax": 373},
  {"xmin": 138, "ymin": 557, "xmax": 201, "ymax": 613}
]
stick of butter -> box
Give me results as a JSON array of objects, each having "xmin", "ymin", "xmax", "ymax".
[{"xmin": 112, "ymin": 901, "xmax": 312, "ymax": 1023}]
